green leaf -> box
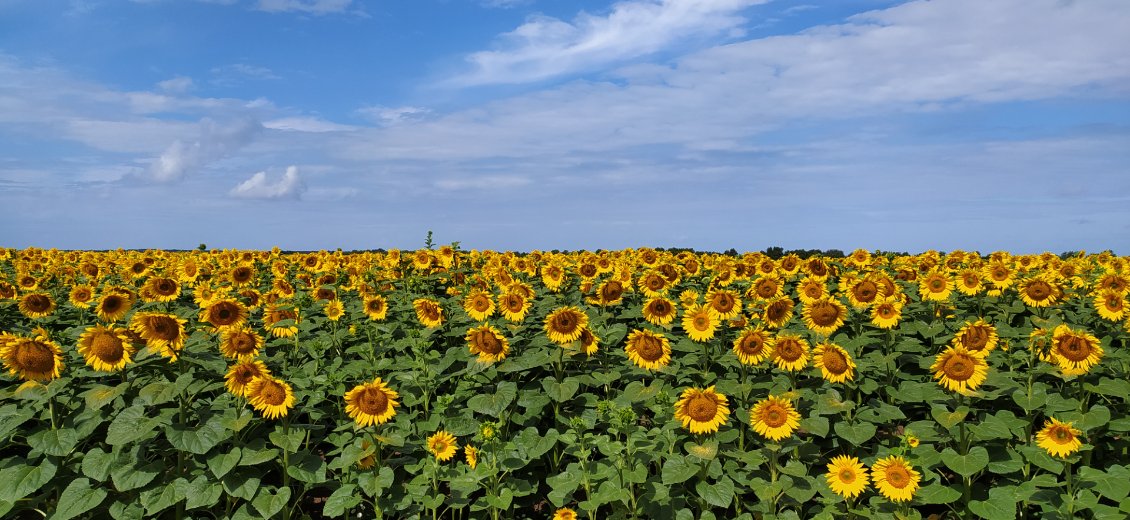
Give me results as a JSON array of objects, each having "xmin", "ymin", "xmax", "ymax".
[
  {"xmin": 166, "ymin": 420, "xmax": 225, "ymax": 455},
  {"xmin": 485, "ymin": 488, "xmax": 514, "ymax": 509},
  {"xmin": 286, "ymin": 452, "xmax": 326, "ymax": 484},
  {"xmin": 252, "ymin": 486, "xmax": 291, "ymax": 519},
  {"xmin": 1086, "ymin": 377, "xmax": 1130, "ymax": 398},
  {"xmin": 81, "ymin": 448, "xmax": 114, "ymax": 482},
  {"xmin": 800, "ymin": 416, "xmax": 829, "ymax": 438},
  {"xmin": 110, "ymin": 460, "xmax": 161, "ymax": 492},
  {"xmin": 684, "ymin": 440, "xmax": 718, "ymax": 461},
  {"xmin": 180, "ymin": 476, "xmax": 223, "ymax": 510},
  {"xmin": 1081, "ymin": 405, "xmax": 1111, "ymax": 431},
  {"xmin": 269, "ymin": 428, "xmax": 305, "ymax": 453},
  {"xmin": 915, "ymin": 483, "xmax": 962, "ymax": 505},
  {"xmin": 969, "ymin": 487, "xmax": 1018, "ymax": 520},
  {"xmin": 82, "ymin": 384, "xmax": 126, "ymax": 410},
  {"xmin": 542, "ymin": 378, "xmax": 580, "ymax": 402},
  {"xmin": 137, "ymin": 381, "xmax": 178, "ymax": 406},
  {"xmin": 1018, "ymin": 445, "xmax": 1064, "ymax": 474},
  {"xmin": 28, "ymin": 428, "xmax": 78, "ymax": 457},
  {"xmin": 942, "ymin": 447, "xmax": 989, "ymax": 478},
  {"xmin": 207, "ymin": 448, "xmax": 241, "ymax": 479},
  {"xmin": 695, "ymin": 476, "xmax": 734, "ymax": 508},
  {"xmin": 930, "ymin": 405, "xmax": 969, "ymax": 430},
  {"xmin": 0, "ymin": 462, "xmax": 57, "ymax": 501},
  {"xmin": 467, "ymin": 381, "xmax": 517, "ymax": 415},
  {"xmin": 1011, "ymin": 386, "xmax": 1047, "ymax": 412},
  {"xmin": 324, "ymin": 484, "xmax": 361, "ymax": 518},
  {"xmin": 833, "ymin": 421, "xmax": 876, "ymax": 445},
  {"xmin": 1079, "ymin": 465, "xmax": 1130, "ymax": 502},
  {"xmin": 222, "ymin": 471, "xmax": 261, "ymax": 500},
  {"xmin": 661, "ymin": 457, "xmax": 700, "ymax": 485},
  {"xmin": 140, "ymin": 481, "xmax": 185, "ymax": 516},
  {"xmin": 50, "ymin": 478, "xmax": 107, "ymax": 520},
  {"xmin": 106, "ymin": 405, "xmax": 158, "ymax": 446},
  {"xmin": 237, "ymin": 440, "xmax": 278, "ymax": 466}
]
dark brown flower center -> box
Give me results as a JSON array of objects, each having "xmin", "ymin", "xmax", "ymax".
[
  {"xmin": 762, "ymin": 404, "xmax": 787, "ymax": 427},
  {"xmin": 90, "ymin": 331, "xmax": 125, "ymax": 362},
  {"xmin": 943, "ymin": 354, "xmax": 975, "ymax": 381},
  {"xmin": 15, "ymin": 341, "xmax": 55, "ymax": 372},
  {"xmin": 634, "ymin": 335, "xmax": 664, "ymax": 361},
  {"xmin": 357, "ymin": 387, "xmax": 389, "ymax": 415},
  {"xmin": 822, "ymin": 348, "xmax": 849, "ymax": 374},
  {"xmin": 229, "ymin": 332, "xmax": 257, "ymax": 355},
  {"xmin": 711, "ymin": 293, "xmax": 735, "ymax": 313},
  {"xmin": 776, "ymin": 339, "xmax": 803, "ymax": 362},
  {"xmin": 809, "ymin": 301, "xmax": 841, "ymax": 327},
  {"xmin": 885, "ymin": 465, "xmax": 910, "ymax": 488},
  {"xmin": 852, "ymin": 281, "xmax": 878, "ymax": 302},
  {"xmin": 25, "ymin": 294, "xmax": 51, "ymax": 313},
  {"xmin": 960, "ymin": 325, "xmax": 992, "ymax": 351},
  {"xmin": 687, "ymin": 395, "xmax": 717, "ymax": 422},
  {"xmin": 1056, "ymin": 335, "xmax": 1092, "ymax": 362},
  {"xmin": 1025, "ymin": 281, "xmax": 1052, "ymax": 300},
  {"xmin": 258, "ymin": 381, "xmax": 287, "ymax": 406},
  {"xmin": 472, "ymin": 330, "xmax": 503, "ymax": 355}
]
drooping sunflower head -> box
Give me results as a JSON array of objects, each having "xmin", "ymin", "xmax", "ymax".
[
  {"xmin": 749, "ymin": 395, "xmax": 801, "ymax": 442},
  {"xmin": 77, "ymin": 324, "xmax": 135, "ymax": 372},
  {"xmin": 544, "ymin": 306, "xmax": 588, "ymax": 345},
  {"xmin": 465, "ymin": 324, "xmax": 510, "ymax": 364},
  {"xmin": 18, "ymin": 292, "xmax": 55, "ymax": 319},
  {"xmin": 577, "ymin": 327, "xmax": 600, "ymax": 356},
  {"xmin": 624, "ymin": 328, "xmax": 672, "ymax": 371},
  {"xmin": 1035, "ymin": 417, "xmax": 1083, "ymax": 458},
  {"xmin": 1, "ymin": 331, "xmax": 65, "ymax": 381},
  {"xmin": 732, "ymin": 327, "xmax": 771, "ymax": 366},
  {"xmin": 219, "ymin": 326, "xmax": 264, "ymax": 361},
  {"xmin": 673, "ymin": 386, "xmax": 730, "ymax": 435},
  {"xmin": 264, "ymin": 305, "xmax": 300, "ymax": 338},
  {"xmin": 464, "ymin": 445, "xmax": 478, "ymax": 469},
  {"xmin": 345, "ymin": 377, "xmax": 399, "ymax": 428},
  {"xmin": 681, "ymin": 303, "xmax": 718, "ymax": 343},
  {"xmin": 802, "ymin": 297, "xmax": 846, "ymax": 336},
  {"xmin": 427, "ymin": 431, "xmax": 458, "ymax": 462},
  {"xmin": 771, "ymin": 333, "xmax": 809, "ymax": 372},
  {"xmin": 247, "ymin": 376, "xmax": 295, "ymax": 420},
  {"xmin": 813, "ymin": 341, "xmax": 855, "ymax": 383},
  {"xmin": 130, "ymin": 311, "xmax": 187, "ymax": 361},
  {"xmin": 871, "ymin": 455, "xmax": 921, "ymax": 503},
  {"xmin": 931, "ymin": 346, "xmax": 988, "ymax": 394},
  {"xmin": 952, "ymin": 319, "xmax": 998, "ymax": 355},
  {"xmin": 825, "ymin": 455, "xmax": 869, "ymax": 499},
  {"xmin": 413, "ymin": 298, "xmax": 445, "ymax": 329}
]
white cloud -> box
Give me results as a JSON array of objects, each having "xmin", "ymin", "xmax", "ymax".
[
  {"xmin": 256, "ymin": 0, "xmax": 353, "ymax": 14},
  {"xmin": 149, "ymin": 118, "xmax": 262, "ymax": 182},
  {"xmin": 355, "ymin": 105, "xmax": 431, "ymax": 126},
  {"xmin": 433, "ymin": 175, "xmax": 532, "ymax": 191},
  {"xmin": 157, "ymin": 76, "xmax": 194, "ymax": 94},
  {"xmin": 210, "ymin": 64, "xmax": 280, "ymax": 86},
  {"xmin": 450, "ymin": 0, "xmax": 768, "ymax": 86},
  {"xmin": 263, "ymin": 116, "xmax": 357, "ymax": 133},
  {"xmin": 230, "ymin": 165, "xmax": 306, "ymax": 199}
]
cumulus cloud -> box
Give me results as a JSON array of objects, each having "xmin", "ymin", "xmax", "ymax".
[
  {"xmin": 256, "ymin": 0, "xmax": 353, "ymax": 14},
  {"xmin": 450, "ymin": 0, "xmax": 767, "ymax": 86},
  {"xmin": 149, "ymin": 118, "xmax": 262, "ymax": 182},
  {"xmin": 230, "ymin": 165, "xmax": 306, "ymax": 199}
]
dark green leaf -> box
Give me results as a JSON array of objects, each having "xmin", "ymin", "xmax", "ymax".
[
  {"xmin": 661, "ymin": 457, "xmax": 700, "ymax": 485},
  {"xmin": 0, "ymin": 462, "xmax": 57, "ymax": 501},
  {"xmin": 942, "ymin": 447, "xmax": 989, "ymax": 478},
  {"xmin": 81, "ymin": 448, "xmax": 114, "ymax": 482},
  {"xmin": 252, "ymin": 486, "xmax": 291, "ymax": 519},
  {"xmin": 833, "ymin": 421, "xmax": 876, "ymax": 445},
  {"xmin": 696, "ymin": 477, "xmax": 734, "ymax": 508},
  {"xmin": 324, "ymin": 484, "xmax": 361, "ymax": 518}
]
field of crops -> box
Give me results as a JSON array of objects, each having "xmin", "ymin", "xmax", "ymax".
[{"xmin": 1, "ymin": 246, "xmax": 1128, "ymax": 519}]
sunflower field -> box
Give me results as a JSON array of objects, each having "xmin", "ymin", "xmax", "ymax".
[{"xmin": 1, "ymin": 246, "xmax": 1128, "ymax": 520}]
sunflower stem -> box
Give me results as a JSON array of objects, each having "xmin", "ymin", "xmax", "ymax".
[
  {"xmin": 282, "ymin": 415, "xmax": 292, "ymax": 520},
  {"xmin": 48, "ymin": 394, "xmax": 57, "ymax": 430}
]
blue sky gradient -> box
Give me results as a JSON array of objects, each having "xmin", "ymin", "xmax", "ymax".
[{"xmin": 1, "ymin": 0, "xmax": 1128, "ymax": 253}]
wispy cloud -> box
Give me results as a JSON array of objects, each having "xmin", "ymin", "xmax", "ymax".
[
  {"xmin": 230, "ymin": 165, "xmax": 306, "ymax": 199},
  {"xmin": 449, "ymin": 0, "xmax": 768, "ymax": 86},
  {"xmin": 210, "ymin": 63, "xmax": 280, "ymax": 86},
  {"xmin": 157, "ymin": 76, "xmax": 194, "ymax": 94},
  {"xmin": 256, "ymin": 0, "xmax": 354, "ymax": 15},
  {"xmin": 355, "ymin": 105, "xmax": 432, "ymax": 126},
  {"xmin": 149, "ymin": 118, "xmax": 262, "ymax": 182}
]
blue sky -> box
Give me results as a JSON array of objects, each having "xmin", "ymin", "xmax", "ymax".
[{"xmin": 1, "ymin": 0, "xmax": 1128, "ymax": 253}]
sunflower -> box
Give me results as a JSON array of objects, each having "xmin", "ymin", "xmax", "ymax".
[
  {"xmin": 142, "ymin": 276, "xmax": 181, "ymax": 303},
  {"xmin": 201, "ymin": 298, "xmax": 248, "ymax": 330},
  {"xmin": 344, "ymin": 377, "xmax": 399, "ymax": 427},
  {"xmin": 1050, "ymin": 324, "xmax": 1103, "ymax": 374},
  {"xmin": 544, "ymin": 306, "xmax": 588, "ymax": 345},
  {"xmin": 578, "ymin": 327, "xmax": 600, "ymax": 356},
  {"xmin": 931, "ymin": 346, "xmax": 988, "ymax": 394},
  {"xmin": 674, "ymin": 386, "xmax": 730, "ymax": 434},
  {"xmin": 955, "ymin": 268, "xmax": 984, "ymax": 296},
  {"xmin": 427, "ymin": 431, "xmax": 458, "ymax": 462},
  {"xmin": 0, "ymin": 282, "xmax": 16, "ymax": 300},
  {"xmin": 324, "ymin": 299, "xmax": 345, "ymax": 321},
  {"xmin": 264, "ymin": 305, "xmax": 300, "ymax": 338},
  {"xmin": 357, "ymin": 439, "xmax": 376, "ymax": 470},
  {"xmin": 918, "ymin": 271, "xmax": 953, "ymax": 302},
  {"xmin": 870, "ymin": 296, "xmax": 902, "ymax": 329},
  {"xmin": 130, "ymin": 311, "xmax": 187, "ymax": 361},
  {"xmin": 463, "ymin": 290, "xmax": 496, "ymax": 321},
  {"xmin": 951, "ymin": 319, "xmax": 998, "ymax": 356},
  {"xmin": 363, "ymin": 295, "xmax": 389, "ymax": 321},
  {"xmin": 225, "ymin": 360, "xmax": 271, "ymax": 398},
  {"xmin": 771, "ymin": 333, "xmax": 809, "ymax": 372},
  {"xmin": 624, "ymin": 328, "xmax": 672, "ymax": 371},
  {"xmin": 637, "ymin": 297, "xmax": 675, "ymax": 327},
  {"xmin": 246, "ymin": 376, "xmax": 295, "ymax": 420},
  {"xmin": 77, "ymin": 325, "xmax": 135, "ymax": 372},
  {"xmin": 499, "ymin": 291, "xmax": 531, "ymax": 322},
  {"xmin": 681, "ymin": 304, "xmax": 718, "ymax": 342},
  {"xmin": 871, "ymin": 456, "xmax": 920, "ymax": 503},
  {"xmin": 846, "ymin": 278, "xmax": 880, "ymax": 308},
  {"xmin": 466, "ymin": 324, "xmax": 510, "ymax": 364},
  {"xmin": 413, "ymin": 298, "xmax": 445, "ymax": 329},
  {"xmin": 825, "ymin": 455, "xmax": 869, "ymax": 499},
  {"xmin": 749, "ymin": 275, "xmax": 783, "ymax": 301},
  {"xmin": 68, "ymin": 284, "xmax": 95, "ymax": 308},
  {"xmin": 802, "ymin": 297, "xmax": 846, "ymax": 336},
  {"xmin": 813, "ymin": 341, "xmax": 855, "ymax": 383},
  {"xmin": 732, "ymin": 327, "xmax": 772, "ymax": 365},
  {"xmin": 749, "ymin": 395, "xmax": 801, "ymax": 441},
  {"xmin": 229, "ymin": 265, "xmax": 256, "ymax": 287},
  {"xmin": 705, "ymin": 289, "xmax": 742, "ymax": 320},
  {"xmin": 1093, "ymin": 289, "xmax": 1127, "ymax": 322},
  {"xmin": 762, "ymin": 296, "xmax": 795, "ymax": 329},
  {"xmin": 797, "ymin": 278, "xmax": 827, "ymax": 304},
  {"xmin": 540, "ymin": 263, "xmax": 567, "ymax": 292},
  {"xmin": 1, "ymin": 330, "xmax": 64, "ymax": 381},
  {"xmin": 590, "ymin": 279, "xmax": 626, "ymax": 307},
  {"xmin": 638, "ymin": 271, "xmax": 668, "ymax": 297},
  {"xmin": 1035, "ymin": 417, "xmax": 1082, "ymax": 458},
  {"xmin": 464, "ymin": 445, "xmax": 479, "ymax": 469},
  {"xmin": 552, "ymin": 508, "xmax": 578, "ymax": 520},
  {"xmin": 1019, "ymin": 276, "xmax": 1061, "ymax": 308},
  {"xmin": 219, "ymin": 326, "xmax": 263, "ymax": 361},
  {"xmin": 94, "ymin": 289, "xmax": 133, "ymax": 323},
  {"xmin": 18, "ymin": 292, "xmax": 55, "ymax": 319}
]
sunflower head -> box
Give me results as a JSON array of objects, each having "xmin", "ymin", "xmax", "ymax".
[
  {"xmin": 544, "ymin": 306, "xmax": 588, "ymax": 345},
  {"xmin": 219, "ymin": 326, "xmax": 263, "ymax": 361},
  {"xmin": 130, "ymin": 311, "xmax": 188, "ymax": 361},
  {"xmin": 466, "ymin": 324, "xmax": 510, "ymax": 364},
  {"xmin": 624, "ymin": 329, "xmax": 672, "ymax": 371},
  {"xmin": 749, "ymin": 395, "xmax": 801, "ymax": 442},
  {"xmin": 1050, "ymin": 324, "xmax": 1103, "ymax": 374},
  {"xmin": 246, "ymin": 376, "xmax": 295, "ymax": 420},
  {"xmin": 952, "ymin": 319, "xmax": 998, "ymax": 355},
  {"xmin": 427, "ymin": 431, "xmax": 458, "ymax": 462},
  {"xmin": 77, "ymin": 325, "xmax": 135, "ymax": 372},
  {"xmin": 345, "ymin": 377, "xmax": 400, "ymax": 428},
  {"xmin": 771, "ymin": 333, "xmax": 810, "ymax": 372},
  {"xmin": 732, "ymin": 327, "xmax": 771, "ymax": 366},
  {"xmin": 225, "ymin": 360, "xmax": 271, "ymax": 398},
  {"xmin": 813, "ymin": 341, "xmax": 855, "ymax": 383},
  {"xmin": 681, "ymin": 303, "xmax": 718, "ymax": 343},
  {"xmin": 674, "ymin": 386, "xmax": 730, "ymax": 435},
  {"xmin": 18, "ymin": 292, "xmax": 55, "ymax": 319},
  {"xmin": 802, "ymin": 297, "xmax": 846, "ymax": 336},
  {"xmin": 931, "ymin": 345, "xmax": 989, "ymax": 394},
  {"xmin": 463, "ymin": 290, "xmax": 496, "ymax": 321},
  {"xmin": 871, "ymin": 455, "xmax": 920, "ymax": 503},
  {"xmin": 413, "ymin": 298, "xmax": 445, "ymax": 329},
  {"xmin": 825, "ymin": 455, "xmax": 869, "ymax": 499},
  {"xmin": 1, "ymin": 331, "xmax": 65, "ymax": 381},
  {"xmin": 1036, "ymin": 417, "xmax": 1083, "ymax": 458},
  {"xmin": 363, "ymin": 295, "xmax": 389, "ymax": 321}
]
